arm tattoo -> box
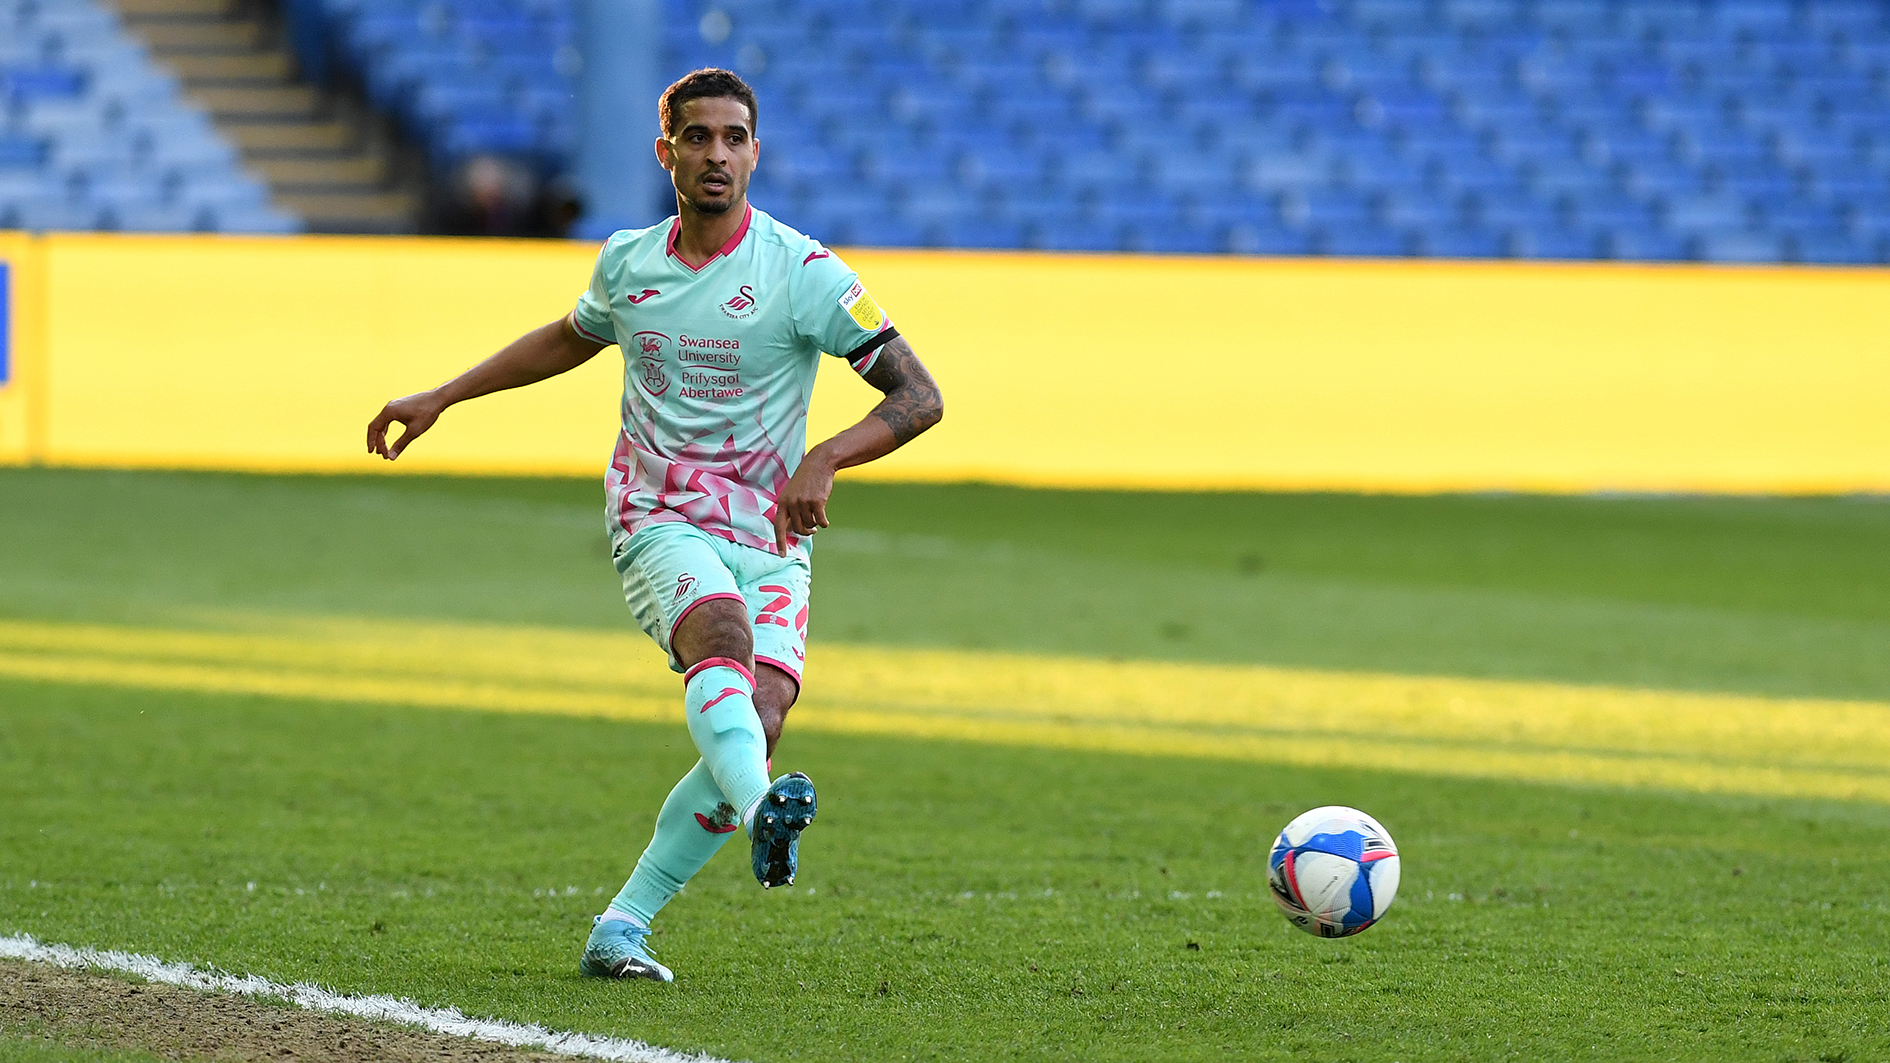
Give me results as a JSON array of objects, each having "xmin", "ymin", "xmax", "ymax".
[{"xmin": 860, "ymin": 336, "xmax": 944, "ymax": 445}]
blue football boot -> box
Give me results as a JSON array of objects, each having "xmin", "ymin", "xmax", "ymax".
[
  {"xmin": 578, "ymin": 915, "xmax": 673, "ymax": 982},
  {"xmin": 751, "ymin": 771, "xmax": 817, "ymax": 889}
]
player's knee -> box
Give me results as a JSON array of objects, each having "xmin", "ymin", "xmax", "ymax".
[
  {"xmin": 755, "ymin": 666, "xmax": 798, "ymax": 715},
  {"xmin": 675, "ymin": 598, "xmax": 754, "ymax": 668}
]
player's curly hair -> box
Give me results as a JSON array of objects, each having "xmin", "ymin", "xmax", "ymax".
[{"xmin": 658, "ymin": 68, "xmax": 758, "ymax": 138}]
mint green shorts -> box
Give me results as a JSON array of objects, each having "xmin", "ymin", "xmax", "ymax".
[{"xmin": 612, "ymin": 521, "xmax": 811, "ymax": 686}]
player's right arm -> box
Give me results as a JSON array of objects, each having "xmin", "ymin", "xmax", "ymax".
[{"xmin": 366, "ymin": 313, "xmax": 609, "ymax": 461}]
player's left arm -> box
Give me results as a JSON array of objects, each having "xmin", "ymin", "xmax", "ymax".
[{"xmin": 772, "ymin": 336, "xmax": 942, "ymax": 554}]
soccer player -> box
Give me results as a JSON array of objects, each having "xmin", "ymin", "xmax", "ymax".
[{"xmin": 364, "ymin": 68, "xmax": 943, "ymax": 983}]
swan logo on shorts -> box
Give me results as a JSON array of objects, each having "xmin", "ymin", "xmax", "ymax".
[
  {"xmin": 839, "ymin": 281, "xmax": 883, "ymax": 331},
  {"xmin": 674, "ymin": 573, "xmax": 697, "ymax": 600}
]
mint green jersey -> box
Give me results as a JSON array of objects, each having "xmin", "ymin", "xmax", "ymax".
[{"xmin": 572, "ymin": 205, "xmax": 898, "ymax": 556}]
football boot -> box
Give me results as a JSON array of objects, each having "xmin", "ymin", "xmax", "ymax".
[
  {"xmin": 578, "ymin": 915, "xmax": 673, "ymax": 982},
  {"xmin": 751, "ymin": 771, "xmax": 817, "ymax": 888}
]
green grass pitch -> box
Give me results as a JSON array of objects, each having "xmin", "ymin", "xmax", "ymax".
[{"xmin": 2, "ymin": 468, "xmax": 1889, "ymax": 1062}]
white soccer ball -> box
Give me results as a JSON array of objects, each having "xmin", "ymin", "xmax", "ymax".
[{"xmin": 1267, "ymin": 805, "xmax": 1401, "ymax": 938}]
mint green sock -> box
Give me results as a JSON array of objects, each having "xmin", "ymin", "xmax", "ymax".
[
  {"xmin": 609, "ymin": 759, "xmax": 736, "ymax": 924},
  {"xmin": 681, "ymin": 657, "xmax": 772, "ymax": 821}
]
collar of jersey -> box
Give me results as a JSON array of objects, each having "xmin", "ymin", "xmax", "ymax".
[{"xmin": 666, "ymin": 203, "xmax": 753, "ymax": 273}]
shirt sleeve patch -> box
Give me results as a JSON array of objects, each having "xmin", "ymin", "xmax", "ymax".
[{"xmin": 839, "ymin": 281, "xmax": 884, "ymax": 331}]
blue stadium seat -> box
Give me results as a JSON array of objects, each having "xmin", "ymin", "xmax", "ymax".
[
  {"xmin": 1505, "ymin": 223, "xmax": 1599, "ymax": 259},
  {"xmin": 1148, "ymin": 154, "xmax": 1241, "ymax": 191},
  {"xmin": 547, "ymin": 0, "xmax": 1890, "ymax": 260},
  {"xmin": 0, "ymin": 134, "xmax": 47, "ymax": 167},
  {"xmin": 1381, "ymin": 189, "xmax": 1463, "ymax": 228},
  {"xmin": 1525, "ymin": 160, "xmax": 1611, "ymax": 198},
  {"xmin": 1223, "ymin": 219, "xmax": 1314, "ymax": 255},
  {"xmin": 1662, "ymin": 191, "xmax": 1754, "ymax": 232},
  {"xmin": 2, "ymin": 197, "xmax": 103, "ymax": 230},
  {"xmin": 1416, "ymin": 225, "xmax": 1504, "ymax": 257},
  {"xmin": 898, "ymin": 181, "xmax": 977, "ymax": 221},
  {"xmin": 1092, "ymin": 192, "xmax": 1186, "ymax": 232},
  {"xmin": 1690, "ymin": 229, "xmax": 1786, "ymax": 262},
  {"xmin": 1280, "ymin": 188, "xmax": 1376, "ymax": 229},
  {"xmin": 1600, "ymin": 227, "xmax": 1691, "ymax": 261},
  {"xmin": 1058, "ymin": 149, "xmax": 1146, "ymax": 190},
  {"xmin": 1026, "ymin": 217, "xmax": 1119, "ymax": 251},
  {"xmin": 1710, "ymin": 161, "xmax": 1798, "ymax": 199},
  {"xmin": 1, "ymin": 64, "xmax": 86, "ymax": 98},
  {"xmin": 1771, "ymin": 130, "xmax": 1858, "ymax": 170},
  {"xmin": 1569, "ymin": 192, "xmax": 1659, "ymax": 230},
  {"xmin": 925, "ymin": 216, "xmax": 1026, "ymax": 250},
  {"xmin": 1808, "ymin": 2, "xmax": 1888, "ymax": 35},
  {"xmin": 1619, "ymin": 160, "xmax": 1702, "ymax": 198},
  {"xmin": 1316, "ymin": 224, "xmax": 1408, "ymax": 257},
  {"xmin": 1127, "ymin": 223, "xmax": 1221, "ymax": 254},
  {"xmin": 1807, "ymin": 163, "xmax": 1889, "ymax": 202},
  {"xmin": 1335, "ymin": 150, "xmax": 1429, "ymax": 193},
  {"xmin": 1467, "ymin": 189, "xmax": 1555, "ymax": 228},
  {"xmin": 1433, "ymin": 156, "xmax": 1526, "ymax": 195},
  {"xmin": 1786, "ymin": 228, "xmax": 1880, "ymax": 265},
  {"xmin": 1759, "ymin": 198, "xmax": 1841, "ymax": 232},
  {"xmin": 1245, "ymin": 151, "xmax": 1332, "ymax": 192},
  {"xmin": 105, "ymin": 202, "xmax": 210, "ymax": 232}
]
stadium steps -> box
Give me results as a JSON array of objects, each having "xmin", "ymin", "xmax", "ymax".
[{"xmin": 106, "ymin": 0, "xmax": 423, "ymax": 233}]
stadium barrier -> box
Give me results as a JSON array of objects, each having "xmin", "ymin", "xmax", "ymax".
[{"xmin": 0, "ymin": 230, "xmax": 1884, "ymax": 493}]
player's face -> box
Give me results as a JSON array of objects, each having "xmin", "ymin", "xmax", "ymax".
[{"xmin": 658, "ymin": 96, "xmax": 757, "ymax": 217}]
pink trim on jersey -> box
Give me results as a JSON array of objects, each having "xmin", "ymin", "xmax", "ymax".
[
  {"xmin": 684, "ymin": 654, "xmax": 755, "ymax": 687},
  {"xmin": 672, "ymin": 594, "xmax": 749, "ymax": 658},
  {"xmin": 755, "ymin": 655, "xmax": 802, "ymax": 691},
  {"xmin": 666, "ymin": 204, "xmax": 754, "ymax": 272},
  {"xmin": 572, "ymin": 318, "xmax": 613, "ymax": 345}
]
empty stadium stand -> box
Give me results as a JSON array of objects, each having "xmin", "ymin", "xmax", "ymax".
[
  {"xmin": 115, "ymin": 0, "xmax": 421, "ymax": 232},
  {"xmin": 13, "ymin": 0, "xmax": 1890, "ymax": 262},
  {"xmin": 654, "ymin": 0, "xmax": 1890, "ymax": 262},
  {"xmin": 296, "ymin": 0, "xmax": 579, "ymax": 178},
  {"xmin": 0, "ymin": 0, "xmax": 298, "ymax": 231}
]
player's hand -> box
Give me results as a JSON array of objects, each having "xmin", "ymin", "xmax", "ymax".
[
  {"xmin": 773, "ymin": 449, "xmax": 836, "ymax": 554},
  {"xmin": 366, "ymin": 390, "xmax": 448, "ymax": 461}
]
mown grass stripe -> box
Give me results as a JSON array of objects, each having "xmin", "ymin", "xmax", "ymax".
[
  {"xmin": 3, "ymin": 616, "xmax": 1888, "ymax": 803},
  {"xmin": 0, "ymin": 933, "xmax": 732, "ymax": 1063}
]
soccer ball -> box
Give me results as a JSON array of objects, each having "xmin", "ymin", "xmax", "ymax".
[{"xmin": 1268, "ymin": 805, "xmax": 1401, "ymax": 938}]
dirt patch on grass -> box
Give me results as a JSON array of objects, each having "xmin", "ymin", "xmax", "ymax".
[{"xmin": 0, "ymin": 959, "xmax": 569, "ymax": 1063}]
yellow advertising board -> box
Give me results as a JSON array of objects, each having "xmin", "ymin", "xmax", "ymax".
[{"xmin": 0, "ymin": 231, "xmax": 1885, "ymax": 493}]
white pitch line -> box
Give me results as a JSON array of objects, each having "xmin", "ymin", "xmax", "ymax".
[{"xmin": 0, "ymin": 933, "xmax": 738, "ymax": 1063}]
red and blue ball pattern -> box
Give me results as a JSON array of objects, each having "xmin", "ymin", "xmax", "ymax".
[{"xmin": 1268, "ymin": 806, "xmax": 1401, "ymax": 938}]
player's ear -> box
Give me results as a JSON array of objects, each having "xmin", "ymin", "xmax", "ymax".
[{"xmin": 654, "ymin": 136, "xmax": 674, "ymax": 171}]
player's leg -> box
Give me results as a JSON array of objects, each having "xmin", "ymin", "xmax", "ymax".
[
  {"xmin": 584, "ymin": 757, "xmax": 733, "ymax": 980},
  {"xmin": 597, "ymin": 632, "xmax": 802, "ymax": 956},
  {"xmin": 737, "ymin": 542, "xmax": 809, "ymax": 755},
  {"xmin": 583, "ymin": 524, "xmax": 757, "ymax": 981},
  {"xmin": 753, "ymin": 663, "xmax": 798, "ymax": 756},
  {"xmin": 668, "ymin": 596, "xmax": 814, "ymax": 892},
  {"xmin": 670, "ymin": 596, "xmax": 774, "ymax": 821},
  {"xmin": 727, "ymin": 542, "xmax": 816, "ymax": 888}
]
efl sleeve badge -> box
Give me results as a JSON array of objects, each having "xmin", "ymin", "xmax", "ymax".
[{"xmin": 838, "ymin": 280, "xmax": 885, "ymax": 331}]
